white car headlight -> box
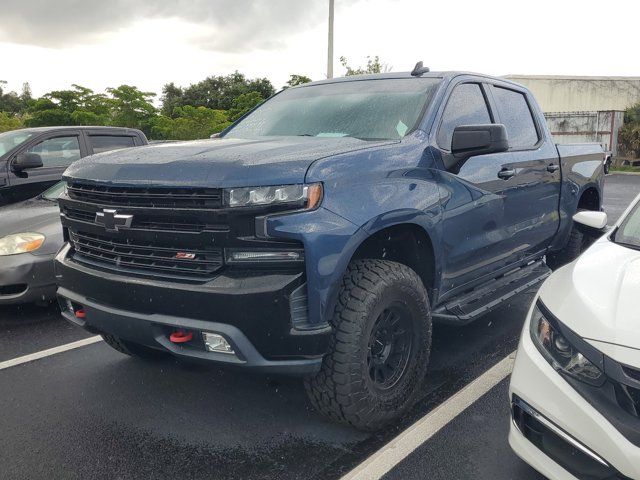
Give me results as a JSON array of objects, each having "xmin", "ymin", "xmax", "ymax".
[
  {"xmin": 225, "ymin": 183, "xmax": 322, "ymax": 209},
  {"xmin": 530, "ymin": 302, "xmax": 604, "ymax": 386},
  {"xmin": 0, "ymin": 233, "xmax": 46, "ymax": 256}
]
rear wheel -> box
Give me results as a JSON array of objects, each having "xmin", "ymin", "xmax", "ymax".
[
  {"xmin": 101, "ymin": 334, "xmax": 167, "ymax": 359},
  {"xmin": 305, "ymin": 259, "xmax": 432, "ymax": 431}
]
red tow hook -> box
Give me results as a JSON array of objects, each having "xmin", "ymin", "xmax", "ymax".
[
  {"xmin": 74, "ymin": 309, "xmax": 86, "ymax": 319},
  {"xmin": 169, "ymin": 330, "xmax": 193, "ymax": 343}
]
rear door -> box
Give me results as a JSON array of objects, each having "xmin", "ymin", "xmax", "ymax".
[
  {"xmin": 86, "ymin": 134, "xmax": 137, "ymax": 155},
  {"xmin": 7, "ymin": 131, "xmax": 85, "ymax": 202},
  {"xmin": 486, "ymin": 83, "xmax": 561, "ymax": 260}
]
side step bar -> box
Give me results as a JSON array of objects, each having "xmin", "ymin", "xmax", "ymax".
[{"xmin": 432, "ymin": 259, "xmax": 551, "ymax": 325}]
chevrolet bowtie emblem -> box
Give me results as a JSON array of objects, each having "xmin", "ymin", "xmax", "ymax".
[{"xmin": 95, "ymin": 209, "xmax": 133, "ymax": 232}]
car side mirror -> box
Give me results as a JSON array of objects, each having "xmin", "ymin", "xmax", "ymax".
[
  {"xmin": 13, "ymin": 152, "xmax": 43, "ymax": 172},
  {"xmin": 573, "ymin": 211, "xmax": 608, "ymax": 230},
  {"xmin": 445, "ymin": 124, "xmax": 509, "ymax": 169}
]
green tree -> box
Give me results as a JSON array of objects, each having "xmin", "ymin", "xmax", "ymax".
[
  {"xmin": 160, "ymin": 82, "xmax": 184, "ymax": 117},
  {"xmin": 619, "ymin": 102, "xmax": 640, "ymax": 159},
  {"xmin": 228, "ymin": 91, "xmax": 263, "ymax": 122},
  {"xmin": 285, "ymin": 74, "xmax": 312, "ymax": 88},
  {"xmin": 339, "ymin": 55, "xmax": 387, "ymax": 76},
  {"xmin": 151, "ymin": 106, "xmax": 230, "ymax": 140},
  {"xmin": 24, "ymin": 84, "xmax": 110, "ymax": 127},
  {"xmin": 0, "ymin": 112, "xmax": 24, "ymax": 133},
  {"xmin": 106, "ymin": 85, "xmax": 157, "ymax": 134},
  {"xmin": 173, "ymin": 72, "xmax": 275, "ymax": 111},
  {"xmin": 0, "ymin": 81, "xmax": 22, "ymax": 114}
]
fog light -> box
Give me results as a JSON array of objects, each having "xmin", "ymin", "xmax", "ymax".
[{"xmin": 203, "ymin": 332, "xmax": 234, "ymax": 354}]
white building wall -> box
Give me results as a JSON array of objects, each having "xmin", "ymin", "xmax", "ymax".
[{"xmin": 504, "ymin": 76, "xmax": 640, "ymax": 112}]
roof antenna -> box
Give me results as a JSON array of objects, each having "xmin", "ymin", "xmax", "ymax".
[{"xmin": 411, "ymin": 61, "xmax": 430, "ymax": 76}]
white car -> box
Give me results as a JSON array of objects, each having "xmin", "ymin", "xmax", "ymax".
[{"xmin": 509, "ymin": 197, "xmax": 640, "ymax": 480}]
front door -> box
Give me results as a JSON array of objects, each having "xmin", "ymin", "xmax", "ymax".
[
  {"xmin": 435, "ymin": 82, "xmax": 520, "ymax": 299},
  {"xmin": 7, "ymin": 133, "xmax": 83, "ymax": 203}
]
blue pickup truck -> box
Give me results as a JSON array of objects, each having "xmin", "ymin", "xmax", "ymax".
[{"xmin": 54, "ymin": 68, "xmax": 605, "ymax": 430}]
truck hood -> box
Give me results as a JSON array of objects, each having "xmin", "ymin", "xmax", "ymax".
[
  {"xmin": 538, "ymin": 236, "xmax": 640, "ymax": 351},
  {"xmin": 63, "ymin": 136, "xmax": 394, "ymax": 188}
]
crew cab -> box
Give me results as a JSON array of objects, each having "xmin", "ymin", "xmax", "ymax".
[
  {"xmin": 0, "ymin": 126, "xmax": 148, "ymax": 206},
  {"xmin": 54, "ymin": 67, "xmax": 605, "ymax": 430}
]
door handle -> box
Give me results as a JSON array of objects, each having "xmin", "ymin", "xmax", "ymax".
[
  {"xmin": 547, "ymin": 164, "xmax": 560, "ymax": 173},
  {"xmin": 498, "ymin": 168, "xmax": 516, "ymax": 180}
]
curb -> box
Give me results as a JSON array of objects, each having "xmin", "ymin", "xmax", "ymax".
[{"xmin": 609, "ymin": 171, "xmax": 640, "ymax": 176}]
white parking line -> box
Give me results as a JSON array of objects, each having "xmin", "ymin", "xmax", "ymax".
[
  {"xmin": 340, "ymin": 351, "xmax": 516, "ymax": 480},
  {"xmin": 0, "ymin": 336, "xmax": 103, "ymax": 371}
]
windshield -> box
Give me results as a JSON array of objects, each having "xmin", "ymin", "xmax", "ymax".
[
  {"xmin": 613, "ymin": 200, "xmax": 640, "ymax": 250},
  {"xmin": 0, "ymin": 130, "xmax": 34, "ymax": 156},
  {"xmin": 225, "ymin": 78, "xmax": 441, "ymax": 141},
  {"xmin": 42, "ymin": 181, "xmax": 66, "ymax": 201}
]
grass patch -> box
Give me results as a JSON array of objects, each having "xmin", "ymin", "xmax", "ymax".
[{"xmin": 611, "ymin": 165, "xmax": 640, "ymax": 173}]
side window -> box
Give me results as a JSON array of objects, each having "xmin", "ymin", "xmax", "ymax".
[
  {"xmin": 437, "ymin": 83, "xmax": 492, "ymax": 150},
  {"xmin": 27, "ymin": 136, "xmax": 81, "ymax": 167},
  {"xmin": 492, "ymin": 87, "xmax": 539, "ymax": 149},
  {"xmin": 89, "ymin": 135, "xmax": 136, "ymax": 154}
]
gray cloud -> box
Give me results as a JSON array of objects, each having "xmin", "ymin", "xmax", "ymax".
[{"xmin": 0, "ymin": 0, "xmax": 342, "ymax": 52}]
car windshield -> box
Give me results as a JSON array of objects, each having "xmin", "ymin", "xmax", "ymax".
[
  {"xmin": 42, "ymin": 181, "xmax": 66, "ymax": 201},
  {"xmin": 613, "ymin": 200, "xmax": 640, "ymax": 250},
  {"xmin": 225, "ymin": 78, "xmax": 442, "ymax": 141},
  {"xmin": 0, "ymin": 130, "xmax": 34, "ymax": 156}
]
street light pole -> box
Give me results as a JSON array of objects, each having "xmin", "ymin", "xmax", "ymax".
[{"xmin": 327, "ymin": 0, "xmax": 334, "ymax": 79}]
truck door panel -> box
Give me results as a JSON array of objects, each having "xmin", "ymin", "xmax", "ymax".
[
  {"xmin": 435, "ymin": 82, "xmax": 516, "ymax": 294},
  {"xmin": 487, "ymin": 84, "xmax": 561, "ymax": 260}
]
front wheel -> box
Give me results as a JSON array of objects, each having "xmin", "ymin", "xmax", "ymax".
[{"xmin": 305, "ymin": 259, "xmax": 432, "ymax": 431}]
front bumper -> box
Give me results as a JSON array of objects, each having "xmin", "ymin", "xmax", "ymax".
[
  {"xmin": 55, "ymin": 244, "xmax": 331, "ymax": 375},
  {"xmin": 509, "ymin": 314, "xmax": 640, "ymax": 479},
  {"xmin": 0, "ymin": 252, "xmax": 56, "ymax": 305}
]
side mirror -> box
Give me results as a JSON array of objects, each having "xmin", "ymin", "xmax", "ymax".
[
  {"xmin": 447, "ymin": 124, "xmax": 509, "ymax": 168},
  {"xmin": 13, "ymin": 152, "xmax": 43, "ymax": 172},
  {"xmin": 210, "ymin": 133, "xmax": 222, "ymax": 139},
  {"xmin": 573, "ymin": 211, "xmax": 608, "ymax": 230}
]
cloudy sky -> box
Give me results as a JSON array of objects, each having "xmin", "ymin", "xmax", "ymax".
[{"xmin": 0, "ymin": 0, "xmax": 637, "ymax": 98}]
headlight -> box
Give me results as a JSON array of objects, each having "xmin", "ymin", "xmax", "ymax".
[
  {"xmin": 225, "ymin": 183, "xmax": 322, "ymax": 209},
  {"xmin": 530, "ymin": 302, "xmax": 604, "ymax": 386},
  {"xmin": 0, "ymin": 233, "xmax": 45, "ymax": 256}
]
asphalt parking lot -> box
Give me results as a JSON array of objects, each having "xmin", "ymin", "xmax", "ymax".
[{"xmin": 1, "ymin": 173, "xmax": 638, "ymax": 480}]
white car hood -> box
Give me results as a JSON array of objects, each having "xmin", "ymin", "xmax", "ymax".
[{"xmin": 538, "ymin": 236, "xmax": 640, "ymax": 351}]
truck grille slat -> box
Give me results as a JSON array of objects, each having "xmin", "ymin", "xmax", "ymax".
[
  {"xmin": 67, "ymin": 183, "xmax": 223, "ymax": 209},
  {"xmin": 69, "ymin": 231, "xmax": 223, "ymax": 278}
]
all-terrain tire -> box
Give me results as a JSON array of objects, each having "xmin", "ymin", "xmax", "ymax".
[
  {"xmin": 101, "ymin": 334, "xmax": 167, "ymax": 359},
  {"xmin": 546, "ymin": 223, "xmax": 586, "ymax": 270},
  {"xmin": 305, "ymin": 259, "xmax": 432, "ymax": 431}
]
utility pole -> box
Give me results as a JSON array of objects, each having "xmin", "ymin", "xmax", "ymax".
[{"xmin": 327, "ymin": 0, "xmax": 335, "ymax": 79}]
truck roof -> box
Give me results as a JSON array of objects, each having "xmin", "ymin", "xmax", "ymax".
[
  {"xmin": 298, "ymin": 71, "xmax": 526, "ymax": 89},
  {"xmin": 12, "ymin": 126, "xmax": 143, "ymax": 135}
]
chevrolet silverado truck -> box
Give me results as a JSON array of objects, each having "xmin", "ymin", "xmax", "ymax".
[{"xmin": 54, "ymin": 67, "xmax": 605, "ymax": 430}]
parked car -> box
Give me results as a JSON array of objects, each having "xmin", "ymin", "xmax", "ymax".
[
  {"xmin": 0, "ymin": 181, "xmax": 65, "ymax": 305},
  {"xmin": 509, "ymin": 199, "xmax": 640, "ymax": 480},
  {"xmin": 0, "ymin": 126, "xmax": 147, "ymax": 206},
  {"xmin": 0, "ymin": 131, "xmax": 147, "ymax": 306},
  {"xmin": 55, "ymin": 67, "xmax": 605, "ymax": 430}
]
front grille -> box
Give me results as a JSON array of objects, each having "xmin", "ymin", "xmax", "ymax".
[
  {"xmin": 62, "ymin": 205, "xmax": 227, "ymax": 234},
  {"xmin": 67, "ymin": 183, "xmax": 223, "ymax": 209},
  {"xmin": 69, "ymin": 231, "xmax": 223, "ymax": 279}
]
